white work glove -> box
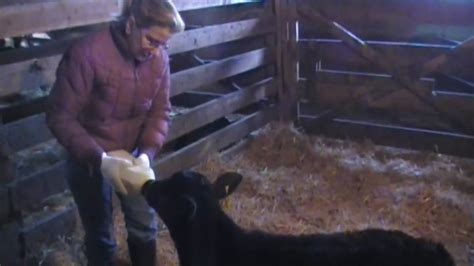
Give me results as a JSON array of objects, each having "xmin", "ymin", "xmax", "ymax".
[
  {"xmin": 100, "ymin": 152, "xmax": 133, "ymax": 195},
  {"xmin": 120, "ymin": 164, "xmax": 156, "ymax": 196},
  {"xmin": 134, "ymin": 153, "xmax": 150, "ymax": 167},
  {"xmin": 107, "ymin": 150, "xmax": 136, "ymax": 162}
]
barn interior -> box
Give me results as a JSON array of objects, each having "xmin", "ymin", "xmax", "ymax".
[{"xmin": 0, "ymin": 0, "xmax": 473, "ymax": 265}]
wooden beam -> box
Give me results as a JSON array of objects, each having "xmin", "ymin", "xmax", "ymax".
[
  {"xmin": 11, "ymin": 160, "xmax": 68, "ymax": 211},
  {"xmin": 0, "ymin": 96, "xmax": 46, "ymax": 123},
  {"xmin": 273, "ymin": 0, "xmax": 298, "ymax": 121},
  {"xmin": 421, "ymin": 36, "xmax": 474, "ymax": 76},
  {"xmin": 0, "ymin": 72, "xmax": 275, "ymax": 154},
  {"xmin": 171, "ymin": 92, "xmax": 220, "ymax": 108},
  {"xmin": 0, "ymin": 0, "xmax": 121, "ymax": 39},
  {"xmin": 171, "ymin": 48, "xmax": 274, "ymax": 97},
  {"xmin": 273, "ymin": 0, "xmax": 284, "ymax": 118},
  {"xmin": 435, "ymin": 73, "xmax": 474, "ymax": 94},
  {"xmin": 4, "ymin": 96, "xmax": 275, "ymax": 212},
  {"xmin": 298, "ymin": 5, "xmax": 474, "ymax": 135},
  {"xmin": 173, "ymin": 0, "xmax": 261, "ymax": 11},
  {"xmin": 0, "ymin": 113, "xmax": 51, "ymax": 154},
  {"xmin": 0, "ymin": 1, "xmax": 267, "ymax": 39},
  {"xmin": 0, "ymin": 19, "xmax": 275, "ymax": 98},
  {"xmin": 220, "ymin": 136, "xmax": 254, "ymax": 161},
  {"xmin": 19, "ymin": 205, "xmax": 77, "ymax": 256},
  {"xmin": 154, "ymin": 107, "xmax": 276, "ymax": 178},
  {"xmin": 305, "ymin": 70, "xmax": 474, "ymax": 129},
  {"xmin": 180, "ymin": 2, "xmax": 267, "ymax": 28},
  {"xmin": 297, "ymin": 0, "xmax": 474, "ymax": 41},
  {"xmin": 168, "ymin": 78, "xmax": 276, "ymax": 142},
  {"xmin": 0, "ymin": 5, "xmax": 270, "ymax": 66},
  {"xmin": 300, "ymin": 114, "xmax": 474, "ymax": 158},
  {"xmin": 298, "ymin": 39, "xmax": 452, "ymax": 77},
  {"xmin": 169, "ymin": 17, "xmax": 275, "ymax": 55},
  {"xmin": 279, "ymin": 0, "xmax": 298, "ymax": 121}
]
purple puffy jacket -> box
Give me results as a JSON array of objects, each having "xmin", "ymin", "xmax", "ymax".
[{"xmin": 46, "ymin": 23, "xmax": 171, "ymax": 169}]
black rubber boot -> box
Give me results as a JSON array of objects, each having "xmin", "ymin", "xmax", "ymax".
[{"xmin": 127, "ymin": 238, "xmax": 157, "ymax": 266}]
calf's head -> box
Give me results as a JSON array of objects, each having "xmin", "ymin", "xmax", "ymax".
[{"xmin": 151, "ymin": 171, "xmax": 243, "ymax": 230}]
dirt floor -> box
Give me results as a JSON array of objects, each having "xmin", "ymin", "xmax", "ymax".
[{"xmin": 39, "ymin": 123, "xmax": 474, "ymax": 266}]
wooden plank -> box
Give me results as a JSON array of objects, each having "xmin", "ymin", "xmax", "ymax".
[
  {"xmin": 171, "ymin": 48, "xmax": 274, "ymax": 97},
  {"xmin": 168, "ymin": 78, "xmax": 276, "ymax": 142},
  {"xmin": 273, "ymin": 0, "xmax": 284, "ymax": 108},
  {"xmin": 0, "ymin": 18, "xmax": 274, "ymax": 97},
  {"xmin": 298, "ymin": 0, "xmax": 474, "ymax": 41},
  {"xmin": 286, "ymin": 0, "xmax": 298, "ymax": 120},
  {"xmin": 307, "ymin": 70, "xmax": 474, "ymax": 124},
  {"xmin": 0, "ymin": 113, "xmax": 51, "ymax": 154},
  {"xmin": 276, "ymin": 0, "xmax": 298, "ymax": 121},
  {"xmin": 0, "ymin": 67, "xmax": 274, "ymax": 154},
  {"xmin": 0, "ymin": 0, "xmax": 56, "ymax": 8},
  {"xmin": 2, "ymin": 81, "xmax": 276, "ymax": 212},
  {"xmin": 421, "ymin": 36, "xmax": 474, "ymax": 76},
  {"xmin": 0, "ymin": 96, "xmax": 46, "ymax": 123},
  {"xmin": 173, "ymin": 0, "xmax": 262, "ymax": 12},
  {"xmin": 0, "ymin": 0, "xmax": 266, "ymax": 39},
  {"xmin": 171, "ymin": 92, "xmax": 220, "ymax": 108},
  {"xmin": 435, "ymin": 74, "xmax": 474, "ymax": 93},
  {"xmin": 298, "ymin": 39, "xmax": 453, "ymax": 76},
  {"xmin": 300, "ymin": 114, "xmax": 474, "ymax": 158},
  {"xmin": 220, "ymin": 136, "xmax": 254, "ymax": 161},
  {"xmin": 12, "ymin": 160, "xmax": 68, "ymax": 211},
  {"xmin": 154, "ymin": 107, "xmax": 276, "ymax": 178},
  {"xmin": 180, "ymin": 2, "xmax": 267, "ymax": 28},
  {"xmin": 168, "ymin": 16, "xmax": 275, "ymax": 55},
  {"xmin": 0, "ymin": 0, "xmax": 121, "ymax": 39},
  {"xmin": 20, "ymin": 205, "xmax": 77, "ymax": 255}
]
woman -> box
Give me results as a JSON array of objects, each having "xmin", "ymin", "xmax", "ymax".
[{"xmin": 46, "ymin": 0, "xmax": 184, "ymax": 265}]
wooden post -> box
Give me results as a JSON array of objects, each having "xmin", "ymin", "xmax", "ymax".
[
  {"xmin": 285, "ymin": 0, "xmax": 298, "ymax": 121},
  {"xmin": 273, "ymin": 0, "xmax": 284, "ymax": 118},
  {"xmin": 274, "ymin": 0, "xmax": 298, "ymax": 121}
]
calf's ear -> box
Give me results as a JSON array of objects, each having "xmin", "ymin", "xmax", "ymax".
[{"xmin": 212, "ymin": 172, "xmax": 243, "ymax": 199}]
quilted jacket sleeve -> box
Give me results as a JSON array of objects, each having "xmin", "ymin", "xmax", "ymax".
[{"xmin": 46, "ymin": 44, "xmax": 104, "ymax": 169}]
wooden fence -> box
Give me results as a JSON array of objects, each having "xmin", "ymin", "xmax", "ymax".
[{"xmin": 296, "ymin": 0, "xmax": 474, "ymax": 158}]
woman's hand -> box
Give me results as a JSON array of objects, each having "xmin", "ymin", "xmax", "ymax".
[{"xmin": 100, "ymin": 152, "xmax": 133, "ymax": 194}]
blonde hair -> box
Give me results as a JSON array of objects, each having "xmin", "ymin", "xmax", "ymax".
[{"xmin": 130, "ymin": 0, "xmax": 185, "ymax": 33}]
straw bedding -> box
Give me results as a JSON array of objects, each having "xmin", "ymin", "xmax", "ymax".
[{"xmin": 39, "ymin": 123, "xmax": 474, "ymax": 266}]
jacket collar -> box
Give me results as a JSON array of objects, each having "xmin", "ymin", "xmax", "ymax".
[{"xmin": 110, "ymin": 21, "xmax": 136, "ymax": 63}]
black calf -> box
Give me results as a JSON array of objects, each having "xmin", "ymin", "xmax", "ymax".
[{"xmin": 142, "ymin": 171, "xmax": 455, "ymax": 266}]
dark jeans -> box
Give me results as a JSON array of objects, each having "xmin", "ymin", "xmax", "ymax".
[{"xmin": 67, "ymin": 160, "xmax": 158, "ymax": 266}]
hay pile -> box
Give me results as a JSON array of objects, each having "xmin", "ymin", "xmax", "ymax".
[{"xmin": 42, "ymin": 123, "xmax": 474, "ymax": 266}]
